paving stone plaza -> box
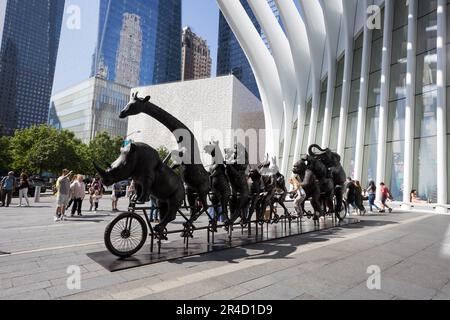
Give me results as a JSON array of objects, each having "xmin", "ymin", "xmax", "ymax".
[{"xmin": 1, "ymin": 195, "xmax": 449, "ymax": 300}]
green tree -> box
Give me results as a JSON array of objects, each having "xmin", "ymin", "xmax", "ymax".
[
  {"xmin": 0, "ymin": 135, "xmax": 12, "ymax": 174},
  {"xmin": 9, "ymin": 125, "xmax": 84, "ymax": 175},
  {"xmin": 87, "ymin": 132, "xmax": 123, "ymax": 173},
  {"xmin": 157, "ymin": 146, "xmax": 182, "ymax": 176}
]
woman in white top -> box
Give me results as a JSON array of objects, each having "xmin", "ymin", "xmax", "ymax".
[{"xmin": 70, "ymin": 175, "xmax": 86, "ymax": 217}]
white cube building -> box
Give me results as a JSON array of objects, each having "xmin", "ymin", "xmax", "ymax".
[{"xmin": 127, "ymin": 75, "xmax": 266, "ymax": 165}]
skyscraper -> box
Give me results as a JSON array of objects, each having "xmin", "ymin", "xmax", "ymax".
[
  {"xmin": 91, "ymin": 0, "xmax": 182, "ymax": 87},
  {"xmin": 181, "ymin": 27, "xmax": 212, "ymax": 81},
  {"xmin": 0, "ymin": 0, "xmax": 65, "ymax": 136},
  {"xmin": 216, "ymin": 0, "xmax": 280, "ymax": 100}
]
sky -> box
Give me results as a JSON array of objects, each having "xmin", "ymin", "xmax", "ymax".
[{"xmin": 52, "ymin": 0, "xmax": 220, "ymax": 94}]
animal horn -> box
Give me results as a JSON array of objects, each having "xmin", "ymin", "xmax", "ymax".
[{"xmin": 93, "ymin": 162, "xmax": 106, "ymax": 177}]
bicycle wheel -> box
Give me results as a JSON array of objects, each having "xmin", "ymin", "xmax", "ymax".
[{"xmin": 104, "ymin": 212, "xmax": 148, "ymax": 258}]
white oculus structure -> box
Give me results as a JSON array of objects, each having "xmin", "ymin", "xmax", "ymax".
[{"xmin": 216, "ymin": 0, "xmax": 450, "ymax": 212}]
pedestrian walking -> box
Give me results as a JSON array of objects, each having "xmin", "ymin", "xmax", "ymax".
[
  {"xmin": 18, "ymin": 172, "xmax": 30, "ymax": 207},
  {"xmin": 354, "ymin": 180, "xmax": 367, "ymax": 215},
  {"xmin": 149, "ymin": 196, "xmax": 159, "ymax": 222},
  {"xmin": 366, "ymin": 180, "xmax": 380, "ymax": 212},
  {"xmin": 66, "ymin": 176, "xmax": 77, "ymax": 211},
  {"xmin": 70, "ymin": 175, "xmax": 85, "ymax": 217},
  {"xmin": 379, "ymin": 182, "xmax": 393, "ymax": 213},
  {"xmin": 344, "ymin": 178, "xmax": 358, "ymax": 214},
  {"xmin": 111, "ymin": 182, "xmax": 122, "ymax": 212},
  {"xmin": 90, "ymin": 175, "xmax": 103, "ymax": 211},
  {"xmin": 0, "ymin": 171, "xmax": 16, "ymax": 207},
  {"xmin": 92, "ymin": 190, "xmax": 102, "ymax": 213},
  {"xmin": 127, "ymin": 180, "xmax": 135, "ymax": 198},
  {"xmin": 54, "ymin": 169, "xmax": 72, "ymax": 222}
]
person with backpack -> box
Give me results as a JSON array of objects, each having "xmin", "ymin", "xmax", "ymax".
[
  {"xmin": 1, "ymin": 172, "xmax": 16, "ymax": 207},
  {"xmin": 18, "ymin": 172, "xmax": 30, "ymax": 207},
  {"xmin": 379, "ymin": 182, "xmax": 393, "ymax": 213},
  {"xmin": 354, "ymin": 180, "xmax": 367, "ymax": 215}
]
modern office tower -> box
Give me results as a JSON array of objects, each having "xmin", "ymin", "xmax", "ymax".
[
  {"xmin": 91, "ymin": 0, "xmax": 182, "ymax": 87},
  {"xmin": 49, "ymin": 77, "xmax": 130, "ymax": 144},
  {"xmin": 0, "ymin": 0, "xmax": 65, "ymax": 136},
  {"xmin": 181, "ymin": 27, "xmax": 212, "ymax": 81},
  {"xmin": 216, "ymin": 0, "xmax": 280, "ymax": 100}
]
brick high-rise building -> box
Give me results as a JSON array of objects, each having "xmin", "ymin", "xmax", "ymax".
[{"xmin": 181, "ymin": 27, "xmax": 212, "ymax": 81}]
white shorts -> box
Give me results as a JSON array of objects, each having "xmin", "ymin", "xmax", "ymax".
[{"xmin": 57, "ymin": 194, "xmax": 70, "ymax": 206}]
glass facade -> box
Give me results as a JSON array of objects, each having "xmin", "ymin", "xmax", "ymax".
[
  {"xmin": 92, "ymin": 0, "xmax": 181, "ymax": 87},
  {"xmin": 49, "ymin": 78, "xmax": 129, "ymax": 143},
  {"xmin": 344, "ymin": 33, "xmax": 364, "ymax": 178},
  {"xmin": 413, "ymin": 2, "xmax": 438, "ymax": 202},
  {"xmin": 329, "ymin": 56, "xmax": 345, "ymax": 152},
  {"xmin": 0, "ymin": 0, "xmax": 65, "ymax": 136},
  {"xmin": 385, "ymin": 1, "xmax": 408, "ymax": 200},
  {"xmin": 315, "ymin": 78, "xmax": 328, "ymax": 145},
  {"xmin": 362, "ymin": 8, "xmax": 384, "ymax": 188},
  {"xmin": 217, "ymin": 0, "xmax": 280, "ymax": 100}
]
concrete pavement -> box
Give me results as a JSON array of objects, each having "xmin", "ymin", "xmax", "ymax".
[{"xmin": 0, "ymin": 195, "xmax": 449, "ymax": 300}]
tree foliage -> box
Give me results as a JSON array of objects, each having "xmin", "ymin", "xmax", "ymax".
[
  {"xmin": 0, "ymin": 125, "xmax": 124, "ymax": 176},
  {"xmin": 0, "ymin": 135, "xmax": 12, "ymax": 175}
]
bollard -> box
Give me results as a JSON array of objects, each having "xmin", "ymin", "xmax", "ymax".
[{"xmin": 34, "ymin": 186, "xmax": 41, "ymax": 203}]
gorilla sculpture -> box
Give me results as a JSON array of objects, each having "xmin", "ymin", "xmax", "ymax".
[
  {"xmin": 119, "ymin": 94, "xmax": 210, "ymax": 225},
  {"xmin": 292, "ymin": 157, "xmax": 323, "ymax": 220},
  {"xmin": 94, "ymin": 143, "xmax": 185, "ymax": 237}
]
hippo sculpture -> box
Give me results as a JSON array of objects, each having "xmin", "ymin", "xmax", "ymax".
[{"xmin": 94, "ymin": 142, "xmax": 185, "ymax": 237}]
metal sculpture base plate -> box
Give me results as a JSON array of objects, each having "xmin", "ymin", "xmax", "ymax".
[{"xmin": 88, "ymin": 217, "xmax": 359, "ymax": 272}]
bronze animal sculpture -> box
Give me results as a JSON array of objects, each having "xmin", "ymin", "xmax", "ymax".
[
  {"xmin": 224, "ymin": 143, "xmax": 250, "ymax": 228},
  {"xmin": 247, "ymin": 167, "xmax": 264, "ymax": 223},
  {"xmin": 308, "ymin": 144, "xmax": 347, "ymax": 215},
  {"xmin": 120, "ymin": 94, "xmax": 210, "ymax": 227},
  {"xmin": 203, "ymin": 140, "xmax": 231, "ymax": 228},
  {"xmin": 94, "ymin": 143, "xmax": 185, "ymax": 238}
]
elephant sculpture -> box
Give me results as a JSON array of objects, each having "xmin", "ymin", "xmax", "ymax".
[
  {"xmin": 120, "ymin": 94, "xmax": 210, "ymax": 226},
  {"xmin": 308, "ymin": 144, "xmax": 347, "ymax": 213},
  {"xmin": 94, "ymin": 143, "xmax": 185, "ymax": 238}
]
